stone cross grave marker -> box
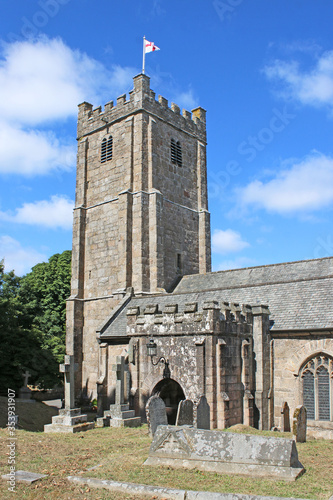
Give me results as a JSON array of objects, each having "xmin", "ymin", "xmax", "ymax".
[
  {"xmin": 22, "ymin": 370, "xmax": 31, "ymax": 386},
  {"xmin": 196, "ymin": 395, "xmax": 210, "ymax": 429},
  {"xmin": 281, "ymin": 401, "xmax": 291, "ymax": 432},
  {"xmin": 146, "ymin": 395, "xmax": 168, "ymax": 436},
  {"xmin": 293, "ymin": 405, "xmax": 307, "ymax": 442},
  {"xmin": 112, "ymin": 356, "xmax": 125, "ymax": 405},
  {"xmin": 176, "ymin": 399, "xmax": 194, "ymax": 426},
  {"xmin": 19, "ymin": 370, "xmax": 32, "ymax": 400},
  {"xmin": 59, "ymin": 355, "xmax": 78, "ymax": 409}
]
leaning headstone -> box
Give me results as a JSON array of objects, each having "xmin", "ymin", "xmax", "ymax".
[
  {"xmin": 144, "ymin": 426, "xmax": 305, "ymax": 481},
  {"xmin": 44, "ymin": 355, "xmax": 94, "ymax": 433},
  {"xmin": 281, "ymin": 401, "xmax": 291, "ymax": 432},
  {"xmin": 293, "ymin": 405, "xmax": 307, "ymax": 442},
  {"xmin": 196, "ymin": 395, "xmax": 210, "ymax": 430},
  {"xmin": 146, "ymin": 395, "xmax": 168, "ymax": 436},
  {"xmin": 176, "ymin": 399, "xmax": 194, "ymax": 426}
]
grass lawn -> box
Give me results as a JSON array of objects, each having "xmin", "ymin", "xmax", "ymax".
[{"xmin": 1, "ymin": 424, "xmax": 332, "ymax": 500}]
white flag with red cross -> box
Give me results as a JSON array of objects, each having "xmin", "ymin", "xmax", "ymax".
[
  {"xmin": 142, "ymin": 36, "xmax": 160, "ymax": 74},
  {"xmin": 144, "ymin": 40, "xmax": 160, "ymax": 53}
]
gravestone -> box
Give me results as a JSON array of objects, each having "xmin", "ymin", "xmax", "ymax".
[
  {"xmin": 23, "ymin": 370, "xmax": 31, "ymax": 386},
  {"xmin": 114, "ymin": 356, "xmax": 125, "ymax": 405},
  {"xmin": 1, "ymin": 470, "xmax": 48, "ymax": 484},
  {"xmin": 13, "ymin": 415, "xmax": 19, "ymax": 429},
  {"xmin": 176, "ymin": 399, "xmax": 194, "ymax": 426},
  {"xmin": 196, "ymin": 395, "xmax": 210, "ymax": 429},
  {"xmin": 60, "ymin": 355, "xmax": 78, "ymax": 409},
  {"xmin": 18, "ymin": 370, "xmax": 34, "ymax": 402},
  {"xmin": 146, "ymin": 395, "xmax": 168, "ymax": 436},
  {"xmin": 44, "ymin": 355, "xmax": 94, "ymax": 433},
  {"xmin": 293, "ymin": 405, "xmax": 307, "ymax": 443},
  {"xmin": 96, "ymin": 356, "xmax": 141, "ymax": 428},
  {"xmin": 144, "ymin": 426, "xmax": 305, "ymax": 481},
  {"xmin": 281, "ymin": 401, "xmax": 291, "ymax": 432}
]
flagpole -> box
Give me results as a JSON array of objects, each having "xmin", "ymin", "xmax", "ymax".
[{"xmin": 142, "ymin": 36, "xmax": 146, "ymax": 74}]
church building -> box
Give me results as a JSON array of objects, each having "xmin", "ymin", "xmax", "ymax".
[{"xmin": 66, "ymin": 74, "xmax": 333, "ymax": 438}]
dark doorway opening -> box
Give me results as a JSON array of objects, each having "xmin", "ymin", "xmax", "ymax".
[{"xmin": 152, "ymin": 378, "xmax": 185, "ymax": 424}]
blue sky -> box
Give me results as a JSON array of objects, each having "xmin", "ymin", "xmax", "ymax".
[{"xmin": 0, "ymin": 0, "xmax": 333, "ymax": 275}]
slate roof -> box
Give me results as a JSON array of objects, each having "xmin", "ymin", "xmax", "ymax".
[
  {"xmin": 100, "ymin": 257, "xmax": 333, "ymax": 339},
  {"xmin": 175, "ymin": 257, "xmax": 333, "ymax": 293}
]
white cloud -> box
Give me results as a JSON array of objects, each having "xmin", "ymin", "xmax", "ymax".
[
  {"xmin": 264, "ymin": 50, "xmax": 333, "ymax": 109},
  {"xmin": 0, "ymin": 37, "xmax": 136, "ymax": 176},
  {"xmin": 212, "ymin": 229, "xmax": 250, "ymax": 254},
  {"xmin": 0, "ymin": 235, "xmax": 47, "ymax": 275},
  {"xmin": 0, "ymin": 37, "xmax": 135, "ymax": 125},
  {"xmin": 0, "ymin": 121, "xmax": 75, "ymax": 175},
  {"xmin": 0, "ymin": 195, "xmax": 74, "ymax": 229},
  {"xmin": 237, "ymin": 153, "xmax": 333, "ymax": 214}
]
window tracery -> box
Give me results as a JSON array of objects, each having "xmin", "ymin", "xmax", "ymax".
[{"xmin": 300, "ymin": 354, "xmax": 332, "ymax": 421}]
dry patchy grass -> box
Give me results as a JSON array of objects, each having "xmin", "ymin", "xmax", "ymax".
[{"xmin": 0, "ymin": 425, "xmax": 332, "ymax": 499}]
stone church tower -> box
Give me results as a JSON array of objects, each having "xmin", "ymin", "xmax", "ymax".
[{"xmin": 66, "ymin": 74, "xmax": 211, "ymax": 399}]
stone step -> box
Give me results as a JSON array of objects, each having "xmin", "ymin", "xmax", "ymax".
[
  {"xmin": 52, "ymin": 414, "xmax": 88, "ymax": 426},
  {"xmin": 104, "ymin": 409, "xmax": 136, "ymax": 419},
  {"xmin": 96, "ymin": 416, "xmax": 111, "ymax": 428},
  {"xmin": 104, "ymin": 404, "xmax": 131, "ymax": 417},
  {"xmin": 59, "ymin": 408, "xmax": 82, "ymax": 417},
  {"xmin": 109, "ymin": 404, "xmax": 129, "ymax": 412},
  {"xmin": 109, "ymin": 417, "xmax": 141, "ymax": 428},
  {"xmin": 44, "ymin": 421, "xmax": 95, "ymax": 433},
  {"xmin": 121, "ymin": 410, "xmax": 136, "ymax": 419}
]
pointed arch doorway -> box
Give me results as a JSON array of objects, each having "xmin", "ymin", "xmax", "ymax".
[{"xmin": 152, "ymin": 379, "xmax": 185, "ymax": 424}]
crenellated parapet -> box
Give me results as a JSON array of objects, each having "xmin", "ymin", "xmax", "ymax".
[
  {"xmin": 126, "ymin": 300, "xmax": 257, "ymax": 337},
  {"xmin": 77, "ymin": 74, "xmax": 206, "ymax": 142}
]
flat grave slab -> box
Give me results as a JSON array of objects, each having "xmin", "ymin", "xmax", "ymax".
[
  {"xmin": 2, "ymin": 470, "xmax": 48, "ymax": 484},
  {"xmin": 144, "ymin": 426, "xmax": 305, "ymax": 481}
]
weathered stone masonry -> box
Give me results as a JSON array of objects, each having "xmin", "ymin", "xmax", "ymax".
[
  {"xmin": 67, "ymin": 74, "xmax": 211, "ymax": 400},
  {"xmin": 98, "ymin": 295, "xmax": 271, "ymax": 429},
  {"xmin": 67, "ymin": 72, "xmax": 333, "ymax": 437}
]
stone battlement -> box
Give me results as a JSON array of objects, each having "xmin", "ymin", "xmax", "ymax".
[
  {"xmin": 126, "ymin": 300, "xmax": 261, "ymax": 337},
  {"xmin": 77, "ymin": 74, "xmax": 206, "ymax": 141}
]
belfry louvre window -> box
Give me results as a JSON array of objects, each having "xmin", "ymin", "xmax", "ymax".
[
  {"xmin": 171, "ymin": 138, "xmax": 182, "ymax": 167},
  {"xmin": 101, "ymin": 136, "xmax": 113, "ymax": 163},
  {"xmin": 301, "ymin": 355, "xmax": 332, "ymax": 421}
]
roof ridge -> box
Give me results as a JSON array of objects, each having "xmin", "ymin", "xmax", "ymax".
[
  {"xmin": 172, "ymin": 274, "xmax": 333, "ymax": 296},
  {"xmin": 179, "ymin": 256, "xmax": 333, "ymax": 281}
]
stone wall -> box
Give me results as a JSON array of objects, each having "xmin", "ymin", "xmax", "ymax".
[{"xmin": 272, "ymin": 335, "xmax": 333, "ymax": 439}]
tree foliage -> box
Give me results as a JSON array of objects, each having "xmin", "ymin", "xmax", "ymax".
[{"xmin": 0, "ymin": 251, "xmax": 71, "ymax": 395}]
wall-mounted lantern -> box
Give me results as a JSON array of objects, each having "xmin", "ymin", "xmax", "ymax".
[{"xmin": 146, "ymin": 339, "xmax": 170, "ymax": 378}]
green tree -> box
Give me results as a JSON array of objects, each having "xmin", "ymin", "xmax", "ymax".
[
  {"xmin": 0, "ymin": 263, "xmax": 42, "ymax": 394},
  {"xmin": 20, "ymin": 250, "xmax": 72, "ymax": 387},
  {"xmin": 0, "ymin": 251, "xmax": 72, "ymax": 394}
]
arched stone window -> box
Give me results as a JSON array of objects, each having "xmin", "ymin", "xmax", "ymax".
[
  {"xmin": 300, "ymin": 355, "xmax": 333, "ymax": 421},
  {"xmin": 101, "ymin": 135, "xmax": 113, "ymax": 163},
  {"xmin": 171, "ymin": 138, "xmax": 182, "ymax": 167}
]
